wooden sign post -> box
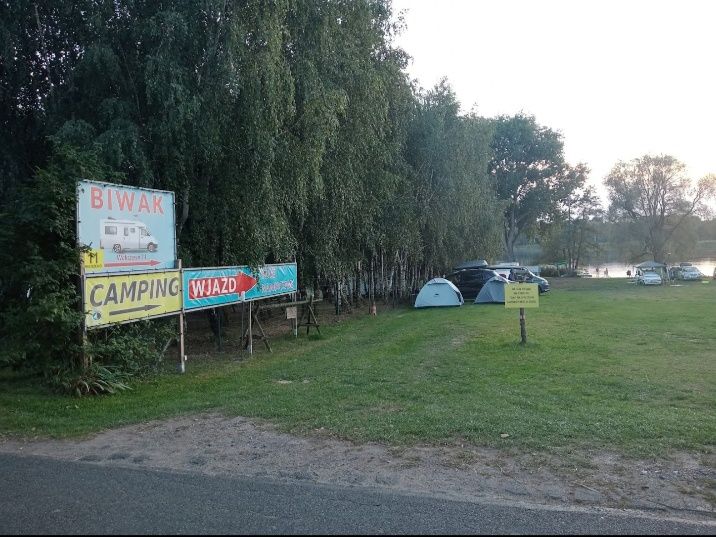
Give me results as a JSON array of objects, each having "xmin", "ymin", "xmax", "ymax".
[{"xmin": 504, "ymin": 283, "xmax": 539, "ymax": 345}]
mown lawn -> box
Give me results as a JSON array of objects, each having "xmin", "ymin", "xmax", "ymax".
[{"xmin": 1, "ymin": 278, "xmax": 714, "ymax": 457}]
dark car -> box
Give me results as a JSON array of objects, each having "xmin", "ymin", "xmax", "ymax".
[
  {"xmin": 489, "ymin": 266, "xmax": 550, "ymax": 293},
  {"xmin": 445, "ymin": 268, "xmax": 500, "ymax": 300}
]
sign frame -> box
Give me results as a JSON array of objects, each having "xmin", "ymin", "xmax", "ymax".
[
  {"xmin": 76, "ymin": 179, "xmax": 177, "ymax": 275},
  {"xmin": 83, "ymin": 268, "xmax": 183, "ymax": 330},
  {"xmin": 182, "ymin": 263, "xmax": 298, "ymax": 312},
  {"xmin": 504, "ymin": 283, "xmax": 540, "ymax": 309}
]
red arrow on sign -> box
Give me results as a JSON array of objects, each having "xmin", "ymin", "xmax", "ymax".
[
  {"xmin": 188, "ymin": 272, "xmax": 257, "ymax": 300},
  {"xmin": 104, "ymin": 259, "xmax": 161, "ymax": 268}
]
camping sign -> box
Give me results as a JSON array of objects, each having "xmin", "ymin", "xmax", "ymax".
[{"xmin": 83, "ymin": 269, "xmax": 182, "ymax": 329}]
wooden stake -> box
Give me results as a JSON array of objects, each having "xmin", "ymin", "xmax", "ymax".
[{"xmin": 519, "ymin": 307, "xmax": 527, "ymax": 345}]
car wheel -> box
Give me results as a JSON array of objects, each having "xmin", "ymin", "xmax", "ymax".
[
  {"xmin": 147, "ymin": 243, "xmax": 157, "ymax": 253},
  {"xmin": 113, "ymin": 244, "xmax": 122, "ymax": 253}
]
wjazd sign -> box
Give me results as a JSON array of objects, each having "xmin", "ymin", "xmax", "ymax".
[{"xmin": 183, "ymin": 263, "xmax": 298, "ymax": 311}]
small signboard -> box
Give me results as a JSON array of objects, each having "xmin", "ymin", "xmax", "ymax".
[
  {"xmin": 286, "ymin": 306, "xmax": 297, "ymax": 320},
  {"xmin": 84, "ymin": 269, "xmax": 182, "ymax": 329},
  {"xmin": 504, "ymin": 283, "xmax": 540, "ymax": 309},
  {"xmin": 182, "ymin": 263, "xmax": 298, "ymax": 312},
  {"xmin": 77, "ymin": 180, "xmax": 176, "ymax": 274}
]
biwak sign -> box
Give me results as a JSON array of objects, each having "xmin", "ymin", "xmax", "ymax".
[{"xmin": 77, "ymin": 180, "xmax": 177, "ymax": 273}]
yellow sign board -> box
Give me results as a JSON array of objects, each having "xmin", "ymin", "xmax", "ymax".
[
  {"xmin": 504, "ymin": 283, "xmax": 539, "ymax": 308},
  {"xmin": 84, "ymin": 270, "xmax": 182, "ymax": 329},
  {"xmin": 82, "ymin": 249, "xmax": 104, "ymax": 270}
]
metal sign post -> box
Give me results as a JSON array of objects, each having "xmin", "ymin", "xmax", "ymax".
[{"xmin": 177, "ymin": 259, "xmax": 186, "ymax": 373}]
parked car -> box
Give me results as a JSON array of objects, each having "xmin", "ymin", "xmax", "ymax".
[
  {"xmin": 488, "ymin": 266, "xmax": 550, "ymax": 293},
  {"xmin": 445, "ymin": 268, "xmax": 500, "ymax": 300},
  {"xmin": 680, "ymin": 266, "xmax": 704, "ymax": 280},
  {"xmin": 575, "ymin": 268, "xmax": 592, "ymax": 278},
  {"xmin": 635, "ymin": 269, "xmax": 662, "ymax": 285},
  {"xmin": 669, "ymin": 265, "xmax": 704, "ymax": 281}
]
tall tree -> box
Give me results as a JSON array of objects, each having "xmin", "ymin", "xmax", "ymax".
[
  {"xmin": 540, "ymin": 165, "xmax": 603, "ymax": 270},
  {"xmin": 605, "ymin": 155, "xmax": 716, "ymax": 262},
  {"xmin": 488, "ymin": 114, "xmax": 573, "ymax": 261}
]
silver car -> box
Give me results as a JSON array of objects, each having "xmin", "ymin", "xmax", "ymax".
[{"xmin": 636, "ymin": 269, "xmax": 662, "ymax": 285}]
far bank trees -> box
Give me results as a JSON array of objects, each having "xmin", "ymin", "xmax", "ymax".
[{"xmin": 605, "ymin": 155, "xmax": 716, "ymax": 262}]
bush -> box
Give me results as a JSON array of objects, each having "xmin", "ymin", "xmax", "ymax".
[
  {"xmin": 0, "ymin": 142, "xmax": 176, "ymax": 395},
  {"xmin": 47, "ymin": 362, "xmax": 133, "ymax": 397},
  {"xmin": 0, "ymin": 143, "xmax": 92, "ymax": 371},
  {"xmin": 539, "ymin": 265, "xmax": 560, "ymax": 278}
]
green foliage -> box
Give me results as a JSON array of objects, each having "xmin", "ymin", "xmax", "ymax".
[
  {"xmin": 87, "ymin": 321, "xmax": 176, "ymax": 377},
  {"xmin": 47, "ymin": 363, "xmax": 132, "ymax": 397},
  {"xmin": 489, "ymin": 114, "xmax": 573, "ymax": 261},
  {"xmin": 538, "ymin": 265, "xmax": 560, "ymax": 278},
  {"xmin": 0, "ymin": 144, "xmax": 102, "ymax": 370}
]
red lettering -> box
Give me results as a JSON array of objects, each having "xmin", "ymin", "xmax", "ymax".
[
  {"xmin": 152, "ymin": 195, "xmax": 164, "ymax": 215},
  {"xmin": 188, "ymin": 279, "xmax": 206, "ymax": 300},
  {"xmin": 116, "ymin": 190, "xmax": 135, "ymax": 211},
  {"xmin": 90, "ymin": 187, "xmax": 103, "ymax": 209},
  {"xmin": 138, "ymin": 193, "xmax": 150, "ymax": 213}
]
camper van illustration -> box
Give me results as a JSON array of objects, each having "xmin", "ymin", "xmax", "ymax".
[{"xmin": 100, "ymin": 217, "xmax": 159, "ymax": 253}]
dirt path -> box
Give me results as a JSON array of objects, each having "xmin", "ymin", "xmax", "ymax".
[{"xmin": 1, "ymin": 413, "xmax": 713, "ymax": 520}]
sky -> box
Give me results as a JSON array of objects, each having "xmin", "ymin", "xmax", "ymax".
[{"xmin": 390, "ymin": 0, "xmax": 715, "ymax": 204}]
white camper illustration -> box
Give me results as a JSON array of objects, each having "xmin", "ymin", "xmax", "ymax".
[{"xmin": 100, "ymin": 218, "xmax": 159, "ymax": 253}]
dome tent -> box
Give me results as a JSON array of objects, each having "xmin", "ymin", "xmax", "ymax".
[
  {"xmin": 474, "ymin": 275, "xmax": 510, "ymax": 304},
  {"xmin": 414, "ymin": 278, "xmax": 464, "ymax": 308}
]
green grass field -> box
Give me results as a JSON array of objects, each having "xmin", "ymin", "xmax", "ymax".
[{"xmin": 1, "ymin": 278, "xmax": 714, "ymax": 457}]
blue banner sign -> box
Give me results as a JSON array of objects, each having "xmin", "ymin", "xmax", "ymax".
[
  {"xmin": 77, "ymin": 180, "xmax": 176, "ymax": 274},
  {"xmin": 182, "ymin": 263, "xmax": 298, "ymax": 311}
]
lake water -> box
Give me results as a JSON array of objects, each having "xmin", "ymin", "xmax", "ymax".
[{"xmin": 581, "ymin": 258, "xmax": 716, "ymax": 278}]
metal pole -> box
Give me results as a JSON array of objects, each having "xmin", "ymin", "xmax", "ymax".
[
  {"xmin": 178, "ymin": 259, "xmax": 186, "ymax": 373},
  {"xmin": 79, "ymin": 260, "xmax": 90, "ymax": 370},
  {"xmin": 519, "ymin": 307, "xmax": 527, "ymax": 345},
  {"xmin": 217, "ymin": 308, "xmax": 222, "ymax": 351},
  {"xmin": 293, "ymin": 291, "xmax": 298, "ymax": 338},
  {"xmin": 247, "ymin": 301, "xmax": 253, "ymax": 355}
]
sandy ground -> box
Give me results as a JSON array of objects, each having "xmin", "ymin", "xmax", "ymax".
[{"xmin": 1, "ymin": 412, "xmax": 714, "ymax": 521}]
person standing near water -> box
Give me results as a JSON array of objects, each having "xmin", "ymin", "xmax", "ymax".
[
  {"xmin": 604, "ymin": 267, "xmax": 609, "ymax": 278},
  {"xmin": 596, "ymin": 266, "xmax": 600, "ymax": 277}
]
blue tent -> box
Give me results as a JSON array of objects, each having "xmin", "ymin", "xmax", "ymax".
[
  {"xmin": 414, "ymin": 278, "xmax": 464, "ymax": 308},
  {"xmin": 474, "ymin": 275, "xmax": 510, "ymax": 304}
]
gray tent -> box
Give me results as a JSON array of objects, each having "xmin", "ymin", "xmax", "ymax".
[
  {"xmin": 474, "ymin": 275, "xmax": 510, "ymax": 304},
  {"xmin": 414, "ymin": 278, "xmax": 464, "ymax": 308}
]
